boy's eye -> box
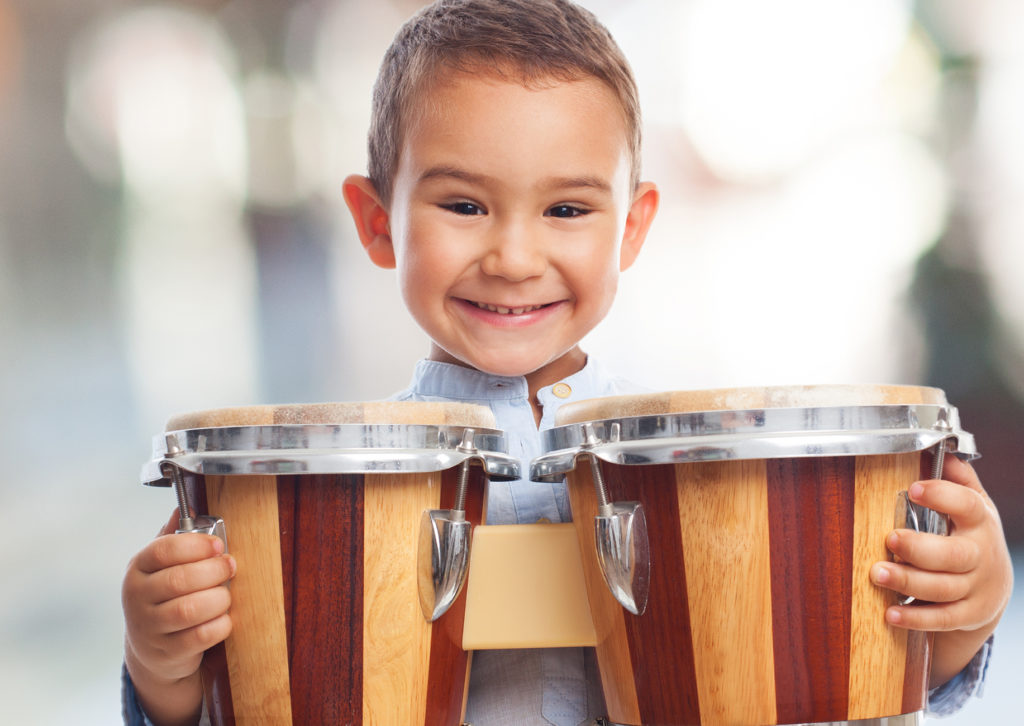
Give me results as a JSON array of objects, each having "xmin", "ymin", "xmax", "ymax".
[
  {"xmin": 444, "ymin": 201, "xmax": 485, "ymax": 216},
  {"xmin": 546, "ymin": 204, "xmax": 588, "ymax": 218}
]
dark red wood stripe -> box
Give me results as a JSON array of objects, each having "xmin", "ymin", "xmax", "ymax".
[
  {"xmin": 902, "ymin": 451, "xmax": 936, "ymax": 712},
  {"xmin": 604, "ymin": 461, "xmax": 701, "ymax": 725},
  {"xmin": 183, "ymin": 472, "xmax": 237, "ymax": 726},
  {"xmin": 766, "ymin": 456, "xmax": 855, "ymax": 724},
  {"xmin": 425, "ymin": 465, "xmax": 487, "ymax": 725},
  {"xmin": 902, "ymin": 630, "xmax": 931, "ymax": 713},
  {"xmin": 279, "ymin": 473, "xmax": 364, "ymax": 724}
]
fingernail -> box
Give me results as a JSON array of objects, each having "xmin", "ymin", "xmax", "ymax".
[
  {"xmin": 872, "ymin": 563, "xmax": 891, "ymax": 584},
  {"xmin": 211, "ymin": 537, "xmax": 225, "ymax": 555},
  {"xmin": 886, "ymin": 607, "xmax": 902, "ymax": 625},
  {"xmin": 226, "ymin": 555, "xmax": 237, "ymax": 576},
  {"xmin": 887, "ymin": 531, "xmax": 900, "ymax": 549},
  {"xmin": 909, "ymin": 482, "xmax": 925, "ymax": 499}
]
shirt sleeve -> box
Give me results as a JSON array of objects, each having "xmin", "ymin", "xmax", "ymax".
[
  {"xmin": 122, "ymin": 664, "xmax": 211, "ymax": 726},
  {"xmin": 122, "ymin": 663, "xmax": 156, "ymax": 726},
  {"xmin": 925, "ymin": 635, "xmax": 994, "ymax": 717}
]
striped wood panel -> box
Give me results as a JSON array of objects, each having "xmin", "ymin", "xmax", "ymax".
[
  {"xmin": 567, "ymin": 452, "xmax": 929, "ymax": 726},
  {"xmin": 186, "ymin": 465, "xmax": 483, "ymax": 725}
]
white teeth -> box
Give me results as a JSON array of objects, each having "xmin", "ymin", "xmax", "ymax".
[{"xmin": 473, "ymin": 301, "xmax": 543, "ymax": 314}]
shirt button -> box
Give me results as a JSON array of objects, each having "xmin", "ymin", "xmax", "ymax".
[{"xmin": 552, "ymin": 382, "xmax": 572, "ymax": 399}]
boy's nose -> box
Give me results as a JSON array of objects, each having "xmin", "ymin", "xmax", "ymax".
[{"xmin": 480, "ymin": 223, "xmax": 547, "ymax": 281}]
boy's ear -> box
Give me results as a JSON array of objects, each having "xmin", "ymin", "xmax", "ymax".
[
  {"xmin": 342, "ymin": 174, "xmax": 396, "ymax": 269},
  {"xmin": 619, "ymin": 181, "xmax": 659, "ymax": 272}
]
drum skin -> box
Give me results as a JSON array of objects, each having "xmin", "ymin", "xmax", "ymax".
[
  {"xmin": 168, "ymin": 402, "xmax": 493, "ymax": 726},
  {"xmin": 558, "ymin": 386, "xmax": 943, "ymax": 726}
]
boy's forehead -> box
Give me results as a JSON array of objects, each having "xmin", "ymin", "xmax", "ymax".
[
  {"xmin": 395, "ymin": 72, "xmax": 634, "ymax": 195},
  {"xmin": 406, "ymin": 69, "xmax": 628, "ymax": 139},
  {"xmin": 409, "ymin": 63, "xmax": 622, "ymax": 123}
]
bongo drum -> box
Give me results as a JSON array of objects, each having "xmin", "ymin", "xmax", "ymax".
[
  {"xmin": 530, "ymin": 385, "xmax": 978, "ymax": 726},
  {"xmin": 141, "ymin": 401, "xmax": 518, "ymax": 726}
]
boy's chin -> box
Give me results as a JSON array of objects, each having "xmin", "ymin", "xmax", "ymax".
[{"xmin": 433, "ymin": 345, "xmax": 585, "ymax": 384}]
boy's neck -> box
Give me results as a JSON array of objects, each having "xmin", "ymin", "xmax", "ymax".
[{"xmin": 427, "ymin": 344, "xmax": 587, "ymax": 426}]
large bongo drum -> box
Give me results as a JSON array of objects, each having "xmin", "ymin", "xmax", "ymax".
[
  {"xmin": 141, "ymin": 401, "xmax": 518, "ymax": 725},
  {"xmin": 531, "ymin": 385, "xmax": 978, "ymax": 726}
]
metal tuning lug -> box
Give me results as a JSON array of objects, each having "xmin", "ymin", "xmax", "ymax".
[
  {"xmin": 161, "ymin": 434, "xmax": 227, "ymax": 552},
  {"xmin": 583, "ymin": 423, "xmax": 650, "ymax": 616},
  {"xmin": 417, "ymin": 428, "xmax": 475, "ymax": 622}
]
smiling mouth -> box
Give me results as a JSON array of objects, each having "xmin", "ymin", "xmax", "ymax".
[{"xmin": 466, "ymin": 300, "xmax": 551, "ymax": 315}]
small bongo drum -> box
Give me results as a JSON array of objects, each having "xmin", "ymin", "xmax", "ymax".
[
  {"xmin": 531, "ymin": 385, "xmax": 978, "ymax": 726},
  {"xmin": 141, "ymin": 401, "xmax": 518, "ymax": 725}
]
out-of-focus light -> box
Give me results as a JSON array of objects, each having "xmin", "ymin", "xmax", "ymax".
[
  {"xmin": 65, "ymin": 6, "xmax": 246, "ymax": 204},
  {"xmin": 308, "ymin": 1, "xmax": 407, "ymax": 186},
  {"xmin": 64, "ymin": 6, "xmax": 259, "ymax": 429},
  {"xmin": 119, "ymin": 207, "xmax": 260, "ymax": 430},
  {"xmin": 974, "ymin": 47, "xmax": 1024, "ymax": 397},
  {"xmin": 244, "ymin": 70, "xmax": 333, "ymax": 209},
  {"xmin": 587, "ymin": 130, "xmax": 948, "ymax": 389},
  {"xmin": 0, "ymin": 0, "xmax": 20, "ymax": 111},
  {"xmin": 677, "ymin": 0, "xmax": 914, "ymax": 182}
]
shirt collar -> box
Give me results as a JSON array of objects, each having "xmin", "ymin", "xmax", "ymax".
[
  {"xmin": 404, "ymin": 359, "xmax": 529, "ymax": 400},
  {"xmin": 403, "ymin": 356, "xmax": 611, "ymax": 407}
]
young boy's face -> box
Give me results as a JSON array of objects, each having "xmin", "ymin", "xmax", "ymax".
[{"xmin": 346, "ymin": 72, "xmax": 657, "ymax": 385}]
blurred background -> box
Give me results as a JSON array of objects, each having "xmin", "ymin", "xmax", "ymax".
[{"xmin": 0, "ymin": 0, "xmax": 1020, "ymax": 722}]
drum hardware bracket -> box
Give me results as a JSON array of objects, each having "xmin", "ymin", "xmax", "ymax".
[
  {"xmin": 161, "ymin": 434, "xmax": 196, "ymax": 532},
  {"xmin": 418, "ymin": 429, "xmax": 477, "ymax": 622},
  {"xmin": 161, "ymin": 435, "xmax": 228, "ymax": 548},
  {"xmin": 582, "ymin": 423, "xmax": 650, "ymax": 617},
  {"xmin": 930, "ymin": 411, "xmax": 953, "ymax": 481}
]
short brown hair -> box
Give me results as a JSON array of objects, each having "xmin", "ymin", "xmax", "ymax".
[{"xmin": 367, "ymin": 0, "xmax": 642, "ymax": 205}]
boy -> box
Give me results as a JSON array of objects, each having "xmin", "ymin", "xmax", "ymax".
[{"xmin": 122, "ymin": 1, "xmax": 1012, "ymax": 724}]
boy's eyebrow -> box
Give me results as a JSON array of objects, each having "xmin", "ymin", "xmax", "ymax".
[
  {"xmin": 418, "ymin": 165, "xmax": 487, "ymax": 185},
  {"xmin": 419, "ymin": 165, "xmax": 613, "ymax": 193},
  {"xmin": 542, "ymin": 175, "xmax": 613, "ymax": 193}
]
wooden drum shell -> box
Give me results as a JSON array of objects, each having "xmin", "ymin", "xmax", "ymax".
[
  {"xmin": 182, "ymin": 467, "xmax": 485, "ymax": 725},
  {"xmin": 159, "ymin": 402, "xmax": 495, "ymax": 726},
  {"xmin": 556, "ymin": 386, "xmax": 951, "ymax": 726}
]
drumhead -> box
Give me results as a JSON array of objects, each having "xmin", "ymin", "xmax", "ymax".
[
  {"xmin": 167, "ymin": 400, "xmax": 497, "ymax": 430},
  {"xmin": 554, "ymin": 384, "xmax": 947, "ymax": 426}
]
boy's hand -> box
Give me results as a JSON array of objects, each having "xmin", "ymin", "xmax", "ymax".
[
  {"xmin": 870, "ymin": 456, "xmax": 1013, "ymax": 687},
  {"xmin": 123, "ymin": 509, "xmax": 235, "ymax": 725}
]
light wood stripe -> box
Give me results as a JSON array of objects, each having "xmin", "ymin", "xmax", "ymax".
[
  {"xmin": 462, "ymin": 524, "xmax": 596, "ymax": 649},
  {"xmin": 206, "ymin": 474, "xmax": 293, "ymax": 725},
  {"xmin": 566, "ymin": 464, "xmax": 641, "ymax": 725},
  {"xmin": 676, "ymin": 460, "xmax": 777, "ymax": 726},
  {"xmin": 848, "ymin": 454, "xmax": 917, "ymax": 719},
  {"xmin": 362, "ymin": 472, "xmax": 441, "ymax": 724}
]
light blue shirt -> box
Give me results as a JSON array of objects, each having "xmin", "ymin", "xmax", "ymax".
[
  {"xmin": 391, "ymin": 357, "xmax": 644, "ymax": 725},
  {"xmin": 122, "ymin": 356, "xmax": 992, "ymax": 724}
]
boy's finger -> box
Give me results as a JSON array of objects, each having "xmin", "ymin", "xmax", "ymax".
[
  {"xmin": 149, "ymin": 555, "xmax": 236, "ymax": 603},
  {"xmin": 871, "ymin": 562, "xmax": 971, "ymax": 604},
  {"xmin": 134, "ymin": 533, "xmax": 225, "ymax": 574},
  {"xmin": 907, "ymin": 478, "xmax": 988, "ymax": 528},
  {"xmin": 151, "ymin": 586, "xmax": 233, "ymax": 635},
  {"xmin": 884, "ymin": 600, "xmax": 971, "ymax": 632},
  {"xmin": 163, "ymin": 611, "xmax": 234, "ymax": 660},
  {"xmin": 885, "ymin": 528, "xmax": 980, "ymax": 574},
  {"xmin": 939, "ymin": 456, "xmax": 984, "ymax": 493}
]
